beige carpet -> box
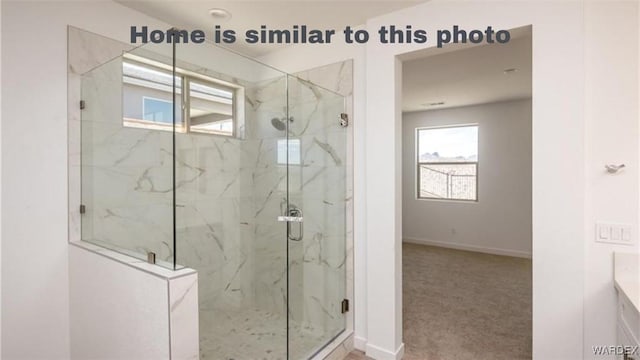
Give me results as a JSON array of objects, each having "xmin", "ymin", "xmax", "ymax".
[{"xmin": 348, "ymin": 243, "xmax": 532, "ymax": 360}]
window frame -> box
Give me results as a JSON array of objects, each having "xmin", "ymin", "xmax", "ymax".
[
  {"xmin": 122, "ymin": 54, "xmax": 243, "ymax": 138},
  {"xmin": 415, "ymin": 124, "xmax": 479, "ymax": 202},
  {"xmin": 182, "ymin": 76, "xmax": 237, "ymax": 137}
]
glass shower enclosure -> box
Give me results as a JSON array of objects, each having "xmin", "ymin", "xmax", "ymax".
[{"xmin": 80, "ymin": 38, "xmax": 348, "ymax": 359}]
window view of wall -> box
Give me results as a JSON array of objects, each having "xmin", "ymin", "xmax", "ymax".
[
  {"xmin": 188, "ymin": 80, "xmax": 234, "ymax": 135},
  {"xmin": 416, "ymin": 125, "xmax": 478, "ymax": 201},
  {"xmin": 122, "ymin": 60, "xmax": 184, "ymax": 131},
  {"xmin": 122, "ymin": 59, "xmax": 239, "ymax": 136}
]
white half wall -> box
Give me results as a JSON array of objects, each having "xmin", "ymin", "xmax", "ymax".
[
  {"xmin": 69, "ymin": 243, "xmax": 199, "ymax": 360},
  {"xmin": 402, "ymin": 100, "xmax": 532, "ymax": 258}
]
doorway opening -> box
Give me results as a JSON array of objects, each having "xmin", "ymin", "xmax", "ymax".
[{"xmin": 400, "ymin": 26, "xmax": 533, "ymax": 360}]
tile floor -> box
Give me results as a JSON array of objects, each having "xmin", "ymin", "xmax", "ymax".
[{"xmin": 200, "ymin": 307, "xmax": 333, "ymax": 360}]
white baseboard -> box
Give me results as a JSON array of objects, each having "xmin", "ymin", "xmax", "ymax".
[
  {"xmin": 354, "ymin": 336, "xmax": 367, "ymax": 351},
  {"xmin": 403, "ymin": 237, "xmax": 531, "ymax": 259},
  {"xmin": 365, "ymin": 342, "xmax": 404, "ymax": 360}
]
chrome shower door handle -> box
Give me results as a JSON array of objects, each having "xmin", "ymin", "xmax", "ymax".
[
  {"xmin": 287, "ymin": 207, "xmax": 303, "ymax": 241},
  {"xmin": 277, "ymin": 207, "xmax": 303, "ymax": 241}
]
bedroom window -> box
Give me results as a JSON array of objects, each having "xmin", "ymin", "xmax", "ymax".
[{"xmin": 416, "ymin": 125, "xmax": 478, "ymax": 201}]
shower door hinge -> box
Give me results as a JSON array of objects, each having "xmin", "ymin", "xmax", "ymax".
[
  {"xmin": 79, "ymin": 204, "xmax": 86, "ymax": 214},
  {"xmin": 147, "ymin": 252, "xmax": 156, "ymax": 265},
  {"xmin": 341, "ymin": 299, "xmax": 349, "ymax": 313},
  {"xmin": 340, "ymin": 113, "xmax": 349, "ymax": 127},
  {"xmin": 80, "ymin": 100, "xmax": 86, "ymax": 110}
]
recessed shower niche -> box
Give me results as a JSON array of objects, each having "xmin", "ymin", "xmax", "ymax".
[{"xmin": 78, "ymin": 35, "xmax": 351, "ymax": 359}]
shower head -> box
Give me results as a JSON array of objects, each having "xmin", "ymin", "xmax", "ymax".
[
  {"xmin": 271, "ymin": 118, "xmax": 286, "ymax": 131},
  {"xmin": 271, "ymin": 117, "xmax": 293, "ymax": 131}
]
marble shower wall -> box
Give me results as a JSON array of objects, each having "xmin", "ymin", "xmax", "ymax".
[
  {"xmin": 175, "ymin": 75, "xmax": 290, "ymax": 314},
  {"xmin": 80, "ymin": 49, "xmax": 292, "ymax": 310},
  {"xmin": 78, "ymin": 41, "xmax": 294, "ymax": 320}
]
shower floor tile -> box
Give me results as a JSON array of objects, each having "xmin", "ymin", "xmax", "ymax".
[{"xmin": 199, "ymin": 307, "xmax": 328, "ymax": 360}]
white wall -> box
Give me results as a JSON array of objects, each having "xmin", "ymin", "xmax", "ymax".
[
  {"xmin": 1, "ymin": 2, "xmax": 168, "ymax": 358},
  {"xmin": 583, "ymin": 2, "xmax": 640, "ymax": 358},
  {"xmin": 0, "ymin": 1, "xmax": 4, "ymax": 355},
  {"xmin": 402, "ymin": 100, "xmax": 532, "ymax": 258}
]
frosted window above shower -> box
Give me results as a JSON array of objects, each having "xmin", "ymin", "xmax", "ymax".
[{"xmin": 122, "ymin": 58, "xmax": 242, "ymax": 137}]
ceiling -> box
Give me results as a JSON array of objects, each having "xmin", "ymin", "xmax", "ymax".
[
  {"xmin": 402, "ymin": 28, "xmax": 532, "ymax": 112},
  {"xmin": 116, "ymin": 0, "xmax": 424, "ymax": 57}
]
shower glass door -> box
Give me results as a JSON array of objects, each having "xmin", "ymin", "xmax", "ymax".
[
  {"xmin": 172, "ymin": 41, "xmax": 290, "ymax": 360},
  {"xmin": 286, "ymin": 75, "xmax": 347, "ymax": 359}
]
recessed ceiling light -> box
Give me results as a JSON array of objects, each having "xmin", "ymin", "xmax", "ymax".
[
  {"xmin": 208, "ymin": 8, "xmax": 231, "ymax": 21},
  {"xmin": 503, "ymin": 68, "xmax": 518, "ymax": 74}
]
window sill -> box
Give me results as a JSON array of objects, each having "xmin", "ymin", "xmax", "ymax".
[{"xmin": 415, "ymin": 197, "xmax": 479, "ymax": 204}]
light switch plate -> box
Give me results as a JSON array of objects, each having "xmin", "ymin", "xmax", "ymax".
[
  {"xmin": 611, "ymin": 226, "xmax": 622, "ymax": 241},
  {"xmin": 596, "ymin": 222, "xmax": 633, "ymax": 245}
]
